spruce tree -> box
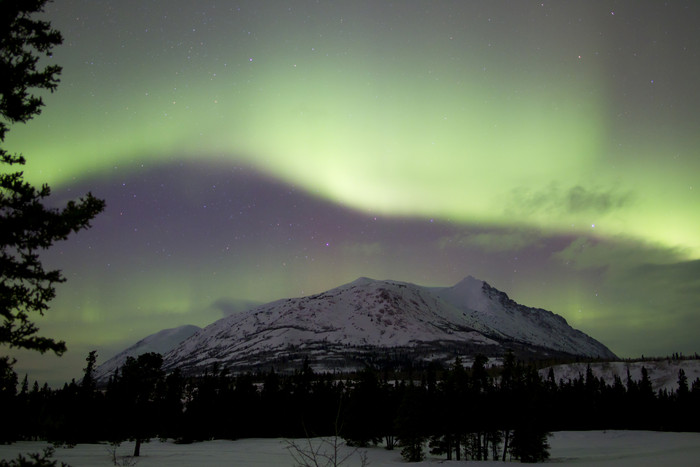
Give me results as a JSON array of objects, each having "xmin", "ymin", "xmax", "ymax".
[
  {"xmin": 510, "ymin": 425, "xmax": 550, "ymax": 463},
  {"xmin": 80, "ymin": 350, "xmax": 98, "ymax": 394},
  {"xmin": 0, "ymin": 356, "xmax": 18, "ymax": 442},
  {"xmin": 1, "ymin": 3, "xmax": 105, "ymax": 458},
  {"xmin": 395, "ymin": 386, "xmax": 427, "ymax": 462},
  {"xmin": 639, "ymin": 366, "xmax": 654, "ymax": 399},
  {"xmin": 342, "ymin": 368, "xmax": 384, "ymax": 447},
  {"xmin": 72, "ymin": 350, "xmax": 101, "ymax": 442},
  {"xmin": 1, "ymin": 0, "xmax": 105, "ymax": 355},
  {"xmin": 108, "ymin": 352, "xmax": 165, "ymax": 456},
  {"xmin": 676, "ymin": 368, "xmax": 689, "ymax": 399},
  {"xmin": 443, "ymin": 356, "xmax": 469, "ymax": 460}
]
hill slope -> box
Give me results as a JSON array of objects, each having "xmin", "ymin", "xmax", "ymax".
[
  {"xmin": 94, "ymin": 325, "xmax": 200, "ymax": 382},
  {"xmin": 162, "ymin": 277, "xmax": 615, "ymax": 375}
]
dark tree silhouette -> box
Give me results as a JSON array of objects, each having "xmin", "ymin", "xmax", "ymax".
[
  {"xmin": 497, "ymin": 351, "xmax": 522, "ymax": 460},
  {"xmin": 0, "ymin": 447, "xmax": 68, "ymax": 467},
  {"xmin": 0, "ymin": 356, "xmax": 18, "ymax": 442},
  {"xmin": 108, "ymin": 352, "xmax": 166, "ymax": 456},
  {"xmin": 71, "ymin": 350, "xmax": 102, "ymax": 443},
  {"xmin": 0, "ymin": 5, "xmax": 103, "ymax": 462},
  {"xmin": 676, "ymin": 368, "xmax": 689, "ymax": 399},
  {"xmin": 80, "ymin": 350, "xmax": 98, "ymax": 394},
  {"xmin": 0, "ymin": 0, "xmax": 105, "ymax": 354},
  {"xmin": 395, "ymin": 385, "xmax": 428, "ymax": 462},
  {"xmin": 342, "ymin": 368, "xmax": 384, "ymax": 447},
  {"xmin": 0, "ymin": 0, "xmax": 61, "ymax": 140},
  {"xmin": 429, "ymin": 356, "xmax": 469, "ymax": 460},
  {"xmin": 510, "ymin": 425, "xmax": 550, "ymax": 463},
  {"xmin": 4, "ymin": 354, "xmax": 700, "ymax": 458}
]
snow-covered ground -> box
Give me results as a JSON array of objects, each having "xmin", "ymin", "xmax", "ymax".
[
  {"xmin": 542, "ymin": 360, "xmax": 700, "ymax": 393},
  {"xmin": 1, "ymin": 431, "xmax": 699, "ymax": 466}
]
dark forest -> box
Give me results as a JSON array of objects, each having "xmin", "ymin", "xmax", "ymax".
[{"xmin": 1, "ymin": 352, "xmax": 698, "ymax": 463}]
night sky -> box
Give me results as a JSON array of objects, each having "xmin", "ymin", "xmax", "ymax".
[{"xmin": 4, "ymin": 1, "xmax": 699, "ymax": 384}]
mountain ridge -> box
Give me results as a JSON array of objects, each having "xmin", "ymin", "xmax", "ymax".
[{"xmin": 159, "ymin": 276, "xmax": 616, "ymax": 375}]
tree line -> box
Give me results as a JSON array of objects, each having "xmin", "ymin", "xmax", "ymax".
[{"xmin": 1, "ymin": 351, "xmax": 698, "ymax": 463}]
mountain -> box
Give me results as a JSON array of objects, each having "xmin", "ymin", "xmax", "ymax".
[
  {"xmin": 162, "ymin": 276, "xmax": 616, "ymax": 375},
  {"xmin": 94, "ymin": 325, "xmax": 200, "ymax": 382}
]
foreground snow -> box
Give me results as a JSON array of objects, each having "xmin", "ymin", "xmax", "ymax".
[{"xmin": 1, "ymin": 431, "xmax": 699, "ymax": 466}]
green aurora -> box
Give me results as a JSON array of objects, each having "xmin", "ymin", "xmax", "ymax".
[{"xmin": 3, "ymin": 1, "xmax": 699, "ymax": 384}]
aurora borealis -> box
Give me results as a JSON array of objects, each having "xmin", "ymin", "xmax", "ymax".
[{"xmin": 3, "ymin": 1, "xmax": 699, "ymax": 384}]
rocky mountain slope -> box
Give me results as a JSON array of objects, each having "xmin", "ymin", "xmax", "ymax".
[{"xmin": 161, "ymin": 276, "xmax": 616, "ymax": 375}]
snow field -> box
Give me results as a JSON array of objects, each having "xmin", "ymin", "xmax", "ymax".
[{"xmin": 2, "ymin": 431, "xmax": 700, "ymax": 466}]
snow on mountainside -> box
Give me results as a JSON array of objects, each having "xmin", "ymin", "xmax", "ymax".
[
  {"xmin": 430, "ymin": 276, "xmax": 612, "ymax": 358},
  {"xmin": 94, "ymin": 325, "xmax": 200, "ymax": 382},
  {"xmin": 162, "ymin": 277, "xmax": 616, "ymax": 375}
]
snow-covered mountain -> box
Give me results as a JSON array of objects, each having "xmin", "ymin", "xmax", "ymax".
[
  {"xmin": 162, "ymin": 276, "xmax": 616, "ymax": 375},
  {"xmin": 94, "ymin": 325, "xmax": 200, "ymax": 382}
]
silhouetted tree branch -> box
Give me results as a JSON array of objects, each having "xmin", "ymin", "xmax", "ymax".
[{"xmin": 0, "ymin": 0, "xmax": 105, "ymax": 355}]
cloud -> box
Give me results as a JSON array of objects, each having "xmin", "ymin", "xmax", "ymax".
[
  {"xmin": 566, "ymin": 185, "xmax": 632, "ymax": 213},
  {"xmin": 552, "ymin": 235, "xmax": 685, "ymax": 271},
  {"xmin": 507, "ymin": 183, "xmax": 633, "ymax": 216}
]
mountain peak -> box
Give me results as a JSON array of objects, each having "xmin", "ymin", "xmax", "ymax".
[
  {"xmin": 457, "ymin": 275, "xmax": 483, "ymax": 284},
  {"xmin": 348, "ymin": 276, "xmax": 377, "ymax": 286},
  {"xmin": 431, "ymin": 275, "xmax": 490, "ymax": 311},
  {"xmin": 160, "ymin": 276, "xmax": 616, "ymax": 375},
  {"xmin": 452, "ymin": 275, "xmax": 486, "ymax": 290}
]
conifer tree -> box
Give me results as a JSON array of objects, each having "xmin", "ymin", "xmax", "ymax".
[
  {"xmin": 159, "ymin": 369, "xmax": 184, "ymax": 440},
  {"xmin": 0, "ymin": 356, "xmax": 18, "ymax": 442},
  {"xmin": 80, "ymin": 350, "xmax": 98, "ymax": 394},
  {"xmin": 676, "ymin": 368, "xmax": 689, "ymax": 399},
  {"xmin": 395, "ymin": 386, "xmax": 427, "ymax": 462},
  {"xmin": 70, "ymin": 350, "xmax": 101, "ymax": 442},
  {"xmin": 498, "ymin": 351, "xmax": 523, "ymax": 460},
  {"xmin": 108, "ymin": 352, "xmax": 165, "ymax": 456},
  {"xmin": 1, "ymin": 0, "xmax": 105, "ymax": 355},
  {"xmin": 470, "ymin": 354, "xmax": 490, "ymax": 394},
  {"xmin": 510, "ymin": 425, "xmax": 550, "ymax": 463},
  {"xmin": 1, "ymin": 2, "xmax": 105, "ymax": 458},
  {"xmin": 343, "ymin": 367, "xmax": 384, "ymax": 447},
  {"xmin": 639, "ymin": 366, "xmax": 654, "ymax": 399},
  {"xmin": 444, "ymin": 356, "xmax": 469, "ymax": 460}
]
